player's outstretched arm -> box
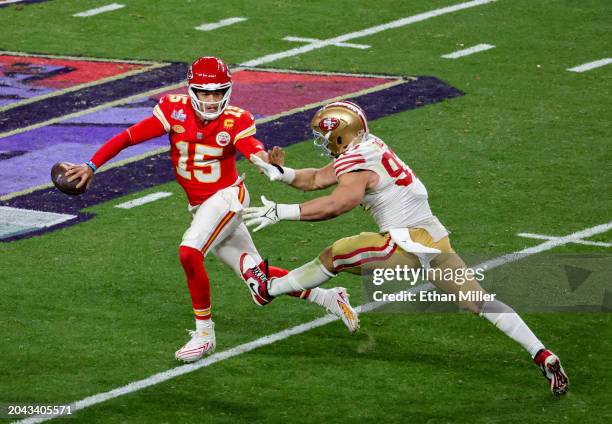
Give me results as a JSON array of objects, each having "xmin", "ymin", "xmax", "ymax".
[
  {"xmin": 250, "ymin": 146, "xmax": 337, "ymax": 191},
  {"xmin": 65, "ymin": 115, "xmax": 166, "ymax": 188},
  {"xmin": 298, "ymin": 171, "xmax": 369, "ymax": 220},
  {"xmin": 241, "ymin": 171, "xmax": 371, "ymax": 231}
]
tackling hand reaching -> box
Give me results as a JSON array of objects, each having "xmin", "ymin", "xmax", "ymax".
[
  {"xmin": 249, "ymin": 153, "xmax": 295, "ymax": 184},
  {"xmin": 240, "ymin": 196, "xmax": 300, "ymax": 232}
]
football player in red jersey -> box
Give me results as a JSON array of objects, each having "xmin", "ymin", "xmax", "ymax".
[{"xmin": 65, "ymin": 57, "xmax": 359, "ymax": 362}]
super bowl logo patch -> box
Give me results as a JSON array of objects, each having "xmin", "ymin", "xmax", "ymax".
[
  {"xmin": 216, "ymin": 131, "xmax": 231, "ymax": 146},
  {"xmin": 171, "ymin": 109, "xmax": 187, "ymax": 122},
  {"xmin": 172, "ymin": 125, "xmax": 185, "ymax": 133},
  {"xmin": 320, "ymin": 117, "xmax": 340, "ymax": 132}
]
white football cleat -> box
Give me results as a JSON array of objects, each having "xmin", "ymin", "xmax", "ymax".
[
  {"xmin": 323, "ymin": 287, "xmax": 359, "ymax": 333},
  {"xmin": 175, "ymin": 324, "xmax": 216, "ymax": 362},
  {"xmin": 534, "ymin": 349, "xmax": 569, "ymax": 396}
]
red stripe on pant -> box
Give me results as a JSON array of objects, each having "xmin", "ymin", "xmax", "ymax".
[{"xmin": 179, "ymin": 246, "xmax": 211, "ymax": 320}]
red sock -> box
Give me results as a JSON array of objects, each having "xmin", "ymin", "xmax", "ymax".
[
  {"xmin": 259, "ymin": 261, "xmax": 311, "ymax": 299},
  {"xmin": 179, "ymin": 246, "xmax": 211, "ymax": 320}
]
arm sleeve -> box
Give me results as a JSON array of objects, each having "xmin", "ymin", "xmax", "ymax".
[
  {"xmin": 235, "ymin": 136, "xmax": 265, "ymax": 158},
  {"xmin": 90, "ymin": 115, "xmax": 166, "ymax": 168}
]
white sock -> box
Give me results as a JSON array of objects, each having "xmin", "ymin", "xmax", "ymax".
[
  {"xmin": 269, "ymin": 258, "xmax": 335, "ymax": 296},
  {"xmin": 480, "ymin": 300, "xmax": 545, "ymax": 358},
  {"xmin": 196, "ymin": 318, "xmax": 213, "ymax": 331}
]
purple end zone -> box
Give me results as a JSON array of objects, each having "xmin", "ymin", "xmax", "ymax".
[
  {"xmin": 0, "ymin": 62, "xmax": 187, "ymax": 133},
  {"xmin": 1, "ymin": 76, "xmax": 463, "ymax": 242}
]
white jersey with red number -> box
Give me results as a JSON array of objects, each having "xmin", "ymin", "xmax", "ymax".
[
  {"xmin": 153, "ymin": 94, "xmax": 256, "ymax": 205},
  {"xmin": 333, "ymin": 135, "xmax": 448, "ymax": 238}
]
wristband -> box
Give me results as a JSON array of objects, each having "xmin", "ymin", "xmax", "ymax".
[
  {"xmin": 272, "ymin": 164, "xmax": 296, "ymax": 184},
  {"xmin": 86, "ymin": 160, "xmax": 98, "ymax": 172},
  {"xmin": 277, "ymin": 203, "xmax": 301, "ymax": 221}
]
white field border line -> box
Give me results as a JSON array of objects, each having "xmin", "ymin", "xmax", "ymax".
[
  {"xmin": 441, "ymin": 43, "xmax": 495, "ymax": 59},
  {"xmin": 567, "ymin": 58, "xmax": 612, "ymax": 73},
  {"xmin": 114, "ymin": 192, "xmax": 173, "ymax": 209},
  {"xmin": 240, "ymin": 0, "xmax": 498, "ymax": 67},
  {"xmin": 73, "ymin": 3, "xmax": 125, "ymax": 18},
  {"xmin": 195, "ymin": 17, "xmax": 248, "ymax": 31},
  {"xmin": 517, "ymin": 232, "xmax": 612, "ymax": 248},
  {"xmin": 0, "ymin": 76, "xmax": 405, "ymax": 201},
  {"xmin": 14, "ymin": 220, "xmax": 612, "ymax": 424},
  {"xmin": 0, "ymin": 0, "xmax": 26, "ymax": 5}
]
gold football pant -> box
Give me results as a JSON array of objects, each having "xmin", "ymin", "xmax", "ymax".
[{"xmin": 326, "ymin": 229, "xmax": 487, "ymax": 312}]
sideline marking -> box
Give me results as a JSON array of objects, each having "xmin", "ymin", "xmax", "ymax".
[
  {"xmin": 195, "ymin": 17, "xmax": 247, "ymax": 31},
  {"xmin": 567, "ymin": 58, "xmax": 612, "ymax": 73},
  {"xmin": 441, "ymin": 43, "xmax": 495, "ymax": 59},
  {"xmin": 14, "ymin": 220, "xmax": 612, "ymax": 423},
  {"xmin": 114, "ymin": 192, "xmax": 173, "ymax": 209},
  {"xmin": 283, "ymin": 36, "xmax": 370, "ymax": 50},
  {"xmin": 517, "ymin": 232, "xmax": 611, "ymax": 248},
  {"xmin": 240, "ymin": 0, "xmax": 497, "ymax": 67},
  {"xmin": 73, "ymin": 3, "xmax": 125, "ymax": 17}
]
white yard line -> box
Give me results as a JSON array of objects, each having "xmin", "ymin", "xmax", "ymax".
[
  {"xmin": 240, "ymin": 0, "xmax": 497, "ymax": 67},
  {"xmin": 517, "ymin": 232, "xmax": 611, "ymax": 248},
  {"xmin": 441, "ymin": 43, "xmax": 495, "ymax": 59},
  {"xmin": 114, "ymin": 192, "xmax": 173, "ymax": 209},
  {"xmin": 567, "ymin": 58, "xmax": 612, "ymax": 73},
  {"xmin": 14, "ymin": 220, "xmax": 612, "ymax": 423},
  {"xmin": 283, "ymin": 36, "xmax": 370, "ymax": 50},
  {"xmin": 195, "ymin": 17, "xmax": 247, "ymax": 31},
  {"xmin": 73, "ymin": 3, "xmax": 125, "ymax": 18}
]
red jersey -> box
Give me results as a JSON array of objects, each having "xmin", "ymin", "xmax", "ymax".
[{"xmin": 153, "ymin": 94, "xmax": 259, "ymax": 205}]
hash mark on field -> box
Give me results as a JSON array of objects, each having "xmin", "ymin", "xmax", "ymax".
[
  {"xmin": 567, "ymin": 58, "xmax": 612, "ymax": 73},
  {"xmin": 441, "ymin": 43, "xmax": 495, "ymax": 59},
  {"xmin": 517, "ymin": 232, "xmax": 612, "ymax": 248},
  {"xmin": 195, "ymin": 17, "xmax": 247, "ymax": 31},
  {"xmin": 114, "ymin": 192, "xmax": 173, "ymax": 209},
  {"xmin": 283, "ymin": 36, "xmax": 370, "ymax": 50},
  {"xmin": 240, "ymin": 0, "xmax": 498, "ymax": 67},
  {"xmin": 15, "ymin": 220, "xmax": 612, "ymax": 424},
  {"xmin": 73, "ymin": 3, "xmax": 125, "ymax": 17}
]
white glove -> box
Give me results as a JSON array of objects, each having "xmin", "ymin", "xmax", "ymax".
[
  {"xmin": 249, "ymin": 154, "xmax": 295, "ymax": 184},
  {"xmin": 241, "ymin": 196, "xmax": 300, "ymax": 232}
]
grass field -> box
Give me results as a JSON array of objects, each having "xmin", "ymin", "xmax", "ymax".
[{"xmin": 1, "ymin": 0, "xmax": 611, "ymax": 422}]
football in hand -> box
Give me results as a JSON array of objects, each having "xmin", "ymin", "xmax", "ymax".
[{"xmin": 51, "ymin": 162, "xmax": 87, "ymax": 195}]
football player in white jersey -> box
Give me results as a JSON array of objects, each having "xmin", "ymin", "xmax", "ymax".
[{"xmin": 239, "ymin": 100, "xmax": 569, "ymax": 396}]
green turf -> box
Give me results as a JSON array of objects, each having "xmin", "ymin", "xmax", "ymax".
[{"xmin": 1, "ymin": 0, "xmax": 611, "ymax": 422}]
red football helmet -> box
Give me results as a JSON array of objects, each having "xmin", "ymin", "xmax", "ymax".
[{"xmin": 187, "ymin": 56, "xmax": 233, "ymax": 120}]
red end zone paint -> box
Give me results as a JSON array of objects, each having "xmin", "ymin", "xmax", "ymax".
[
  {"xmin": 0, "ymin": 54, "xmax": 148, "ymax": 108},
  {"xmin": 151, "ymin": 70, "xmax": 396, "ymax": 117},
  {"xmin": 0, "ymin": 55, "xmax": 146, "ymax": 88}
]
